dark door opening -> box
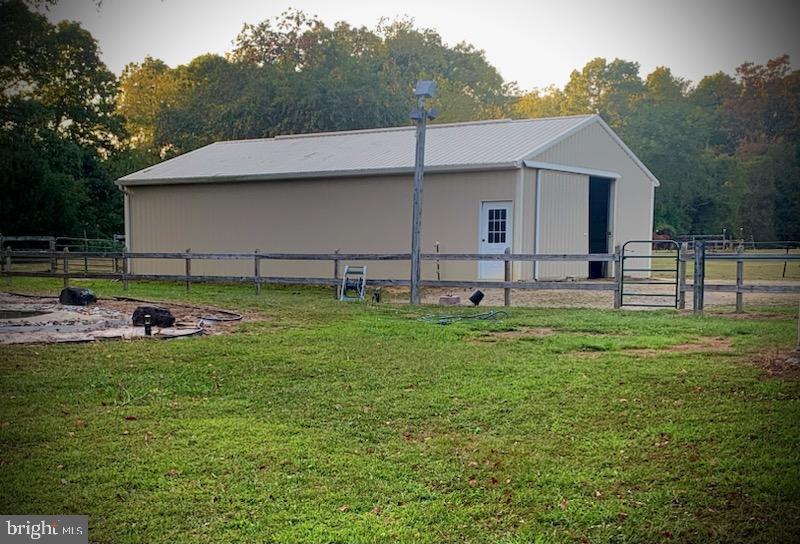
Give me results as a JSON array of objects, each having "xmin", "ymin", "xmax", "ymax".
[{"xmin": 588, "ymin": 177, "xmax": 611, "ymax": 279}]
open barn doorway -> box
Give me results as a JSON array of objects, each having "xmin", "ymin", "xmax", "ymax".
[{"xmin": 588, "ymin": 177, "xmax": 612, "ymax": 278}]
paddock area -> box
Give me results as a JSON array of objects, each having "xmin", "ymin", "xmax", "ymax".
[
  {"xmin": 1, "ymin": 278, "xmax": 798, "ymax": 543},
  {"xmin": 412, "ymin": 281, "xmax": 799, "ymax": 309}
]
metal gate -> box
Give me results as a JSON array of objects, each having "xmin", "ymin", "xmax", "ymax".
[{"xmin": 620, "ymin": 240, "xmax": 680, "ymax": 308}]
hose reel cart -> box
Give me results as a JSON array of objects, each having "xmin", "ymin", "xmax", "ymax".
[{"xmin": 338, "ymin": 265, "xmax": 367, "ymax": 301}]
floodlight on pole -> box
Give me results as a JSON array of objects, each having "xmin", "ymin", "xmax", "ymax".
[
  {"xmin": 409, "ymin": 80, "xmax": 437, "ymax": 305},
  {"xmin": 414, "ymin": 80, "xmax": 437, "ymax": 98}
]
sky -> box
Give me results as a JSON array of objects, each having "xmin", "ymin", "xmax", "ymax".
[{"xmin": 45, "ymin": 0, "xmax": 800, "ymax": 91}]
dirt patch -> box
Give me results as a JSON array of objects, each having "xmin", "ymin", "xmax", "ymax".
[
  {"xmin": 570, "ymin": 350, "xmax": 606, "ymax": 360},
  {"xmin": 382, "ymin": 282, "xmax": 799, "ymax": 311},
  {"xmin": 467, "ymin": 329, "xmax": 626, "ymax": 345},
  {"xmin": 750, "ymin": 348, "xmax": 800, "ymax": 379},
  {"xmin": 708, "ymin": 311, "xmax": 788, "ymax": 320},
  {"xmin": 623, "ymin": 337, "xmax": 733, "ymax": 357},
  {"xmin": 0, "ymin": 292, "xmax": 247, "ymax": 345},
  {"xmin": 467, "ymin": 327, "xmax": 556, "ymax": 343}
]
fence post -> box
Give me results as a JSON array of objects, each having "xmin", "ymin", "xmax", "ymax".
[
  {"xmin": 783, "ymin": 246, "xmax": 789, "ymax": 279},
  {"xmin": 693, "ymin": 242, "xmax": 705, "ymax": 314},
  {"xmin": 83, "ymin": 238, "xmax": 88, "ymax": 274},
  {"xmin": 185, "ymin": 248, "xmax": 191, "ymax": 292},
  {"xmin": 4, "ymin": 246, "xmax": 10, "ymax": 286},
  {"xmin": 613, "ymin": 245, "xmax": 622, "ymax": 309},
  {"xmin": 503, "ymin": 247, "xmax": 511, "ymax": 307},
  {"xmin": 333, "ymin": 249, "xmax": 340, "ymax": 299},
  {"xmin": 254, "ymin": 249, "xmax": 261, "ymax": 295},
  {"xmin": 678, "ymin": 242, "xmax": 688, "ymax": 310},
  {"xmin": 63, "ymin": 248, "xmax": 70, "ymax": 288},
  {"xmin": 49, "ymin": 238, "xmax": 56, "ymax": 272},
  {"xmin": 122, "ymin": 248, "xmax": 129, "ymax": 291},
  {"xmin": 735, "ymin": 244, "xmax": 744, "ymax": 313}
]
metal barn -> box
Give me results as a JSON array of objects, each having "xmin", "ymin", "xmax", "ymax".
[{"xmin": 118, "ymin": 114, "xmax": 658, "ymax": 280}]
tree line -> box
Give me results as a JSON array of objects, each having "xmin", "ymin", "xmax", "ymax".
[{"xmin": 2, "ymin": 0, "xmax": 798, "ymax": 241}]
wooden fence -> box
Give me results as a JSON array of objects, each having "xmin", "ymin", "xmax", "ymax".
[
  {"xmin": 687, "ymin": 242, "xmax": 800, "ymax": 313},
  {"xmin": 1, "ymin": 238, "xmax": 799, "ymax": 312}
]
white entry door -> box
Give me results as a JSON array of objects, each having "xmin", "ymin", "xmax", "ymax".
[{"xmin": 479, "ymin": 201, "xmax": 512, "ymax": 279}]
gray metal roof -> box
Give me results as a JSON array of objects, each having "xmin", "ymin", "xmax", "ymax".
[{"xmin": 119, "ymin": 115, "xmax": 604, "ymax": 186}]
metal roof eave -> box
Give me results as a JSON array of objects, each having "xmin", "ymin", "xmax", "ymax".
[
  {"xmin": 522, "ymin": 160, "xmax": 621, "ymax": 179},
  {"xmin": 116, "ymin": 161, "xmax": 521, "ymax": 188}
]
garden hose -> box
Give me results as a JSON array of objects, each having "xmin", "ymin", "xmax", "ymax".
[{"xmin": 421, "ymin": 310, "xmax": 509, "ymax": 326}]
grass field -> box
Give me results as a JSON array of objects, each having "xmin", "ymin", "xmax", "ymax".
[
  {"xmin": 652, "ymin": 248, "xmax": 800, "ymax": 281},
  {"xmin": 1, "ymin": 278, "xmax": 799, "ymax": 543}
]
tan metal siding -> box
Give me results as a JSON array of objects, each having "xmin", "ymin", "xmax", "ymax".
[
  {"xmin": 532, "ymin": 122, "xmax": 653, "ymax": 276},
  {"xmin": 127, "ymin": 170, "xmax": 516, "ymax": 280},
  {"xmin": 512, "ymin": 167, "xmax": 537, "ymax": 279},
  {"xmin": 536, "ymin": 170, "xmax": 589, "ymax": 279}
]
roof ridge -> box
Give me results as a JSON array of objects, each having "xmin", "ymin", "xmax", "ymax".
[{"xmin": 213, "ymin": 114, "xmax": 596, "ymax": 145}]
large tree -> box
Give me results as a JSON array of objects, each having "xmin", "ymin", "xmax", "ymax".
[
  {"xmin": 118, "ymin": 11, "xmax": 511, "ymax": 158},
  {"xmin": 0, "ymin": 0, "xmax": 122, "ymax": 237},
  {"xmin": 561, "ymin": 57, "xmax": 645, "ymax": 128}
]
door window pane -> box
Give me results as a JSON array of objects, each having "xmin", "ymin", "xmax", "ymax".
[{"xmin": 487, "ymin": 207, "xmax": 507, "ymax": 244}]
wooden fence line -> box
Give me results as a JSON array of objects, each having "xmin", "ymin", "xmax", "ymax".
[
  {"xmin": 0, "ymin": 235, "xmax": 56, "ymax": 242},
  {"xmin": 687, "ymin": 242, "xmax": 800, "ymax": 314},
  {"xmin": 2, "ymin": 250, "xmax": 618, "ymax": 262},
  {"xmin": 1, "ymin": 245, "xmax": 798, "ymax": 311}
]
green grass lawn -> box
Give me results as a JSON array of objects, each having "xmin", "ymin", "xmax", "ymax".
[
  {"xmin": 1, "ymin": 279, "xmax": 799, "ymax": 543},
  {"xmin": 652, "ymin": 248, "xmax": 800, "ymax": 281}
]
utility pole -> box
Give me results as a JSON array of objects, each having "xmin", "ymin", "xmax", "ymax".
[{"xmin": 409, "ymin": 80, "xmax": 438, "ymax": 304}]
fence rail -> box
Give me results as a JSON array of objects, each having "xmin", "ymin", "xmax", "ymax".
[
  {"xmin": 0, "ymin": 250, "xmax": 620, "ymax": 262},
  {"xmin": 1, "ymin": 242, "xmax": 798, "ymax": 312},
  {"xmin": 0, "ymin": 247, "xmax": 630, "ymax": 308}
]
